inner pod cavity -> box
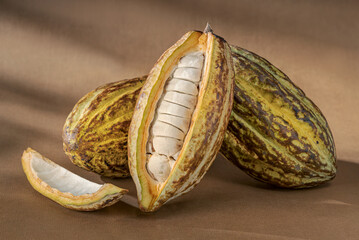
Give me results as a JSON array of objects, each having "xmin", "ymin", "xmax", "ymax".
[{"xmin": 146, "ymin": 51, "xmax": 205, "ymax": 182}]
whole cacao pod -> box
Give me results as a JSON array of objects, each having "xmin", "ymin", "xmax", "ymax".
[{"xmin": 220, "ymin": 46, "xmax": 336, "ymax": 188}]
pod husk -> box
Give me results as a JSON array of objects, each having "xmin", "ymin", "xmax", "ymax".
[
  {"xmin": 63, "ymin": 76, "xmax": 146, "ymax": 178},
  {"xmin": 128, "ymin": 30, "xmax": 234, "ymax": 212},
  {"xmin": 220, "ymin": 46, "xmax": 337, "ymax": 188}
]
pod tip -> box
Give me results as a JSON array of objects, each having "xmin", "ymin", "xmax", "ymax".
[{"xmin": 204, "ymin": 23, "xmax": 213, "ymax": 33}]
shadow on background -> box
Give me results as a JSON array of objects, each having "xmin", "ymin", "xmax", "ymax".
[
  {"xmin": 0, "ymin": 118, "xmax": 55, "ymax": 151},
  {"xmin": 0, "ymin": 0, "xmax": 126, "ymax": 64},
  {"xmin": 0, "ymin": 74, "xmax": 74, "ymax": 159},
  {"xmin": 1, "ymin": 0, "xmax": 358, "ymax": 64},
  {"xmin": 0, "ymin": 76, "xmax": 75, "ymax": 114},
  {"xmin": 101, "ymin": 156, "xmax": 358, "ymax": 219}
]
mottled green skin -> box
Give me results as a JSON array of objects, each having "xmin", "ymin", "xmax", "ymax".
[
  {"xmin": 220, "ymin": 46, "xmax": 337, "ymax": 188},
  {"xmin": 63, "ymin": 77, "xmax": 146, "ymax": 178}
]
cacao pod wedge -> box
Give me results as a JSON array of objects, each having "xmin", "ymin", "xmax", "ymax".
[
  {"xmin": 128, "ymin": 27, "xmax": 234, "ymax": 212},
  {"xmin": 220, "ymin": 46, "xmax": 337, "ymax": 188},
  {"xmin": 22, "ymin": 148, "xmax": 127, "ymax": 211},
  {"xmin": 63, "ymin": 76, "xmax": 146, "ymax": 178}
]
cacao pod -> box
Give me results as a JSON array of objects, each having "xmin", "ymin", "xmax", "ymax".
[
  {"xmin": 128, "ymin": 28, "xmax": 234, "ymax": 212},
  {"xmin": 220, "ymin": 46, "xmax": 337, "ymax": 188},
  {"xmin": 63, "ymin": 38, "xmax": 336, "ymax": 190},
  {"xmin": 63, "ymin": 76, "xmax": 146, "ymax": 178}
]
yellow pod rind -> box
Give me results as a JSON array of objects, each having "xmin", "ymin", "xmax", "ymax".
[{"xmin": 221, "ymin": 46, "xmax": 337, "ymax": 188}]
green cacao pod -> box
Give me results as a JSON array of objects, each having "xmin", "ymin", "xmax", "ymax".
[
  {"xmin": 220, "ymin": 46, "xmax": 337, "ymax": 188},
  {"xmin": 63, "ymin": 76, "xmax": 146, "ymax": 178}
]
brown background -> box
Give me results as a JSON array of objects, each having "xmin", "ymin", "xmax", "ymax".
[{"xmin": 1, "ymin": 0, "xmax": 358, "ymax": 239}]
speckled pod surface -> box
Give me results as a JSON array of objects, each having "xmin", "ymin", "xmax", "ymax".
[
  {"xmin": 220, "ymin": 46, "xmax": 337, "ymax": 188},
  {"xmin": 63, "ymin": 76, "xmax": 146, "ymax": 178}
]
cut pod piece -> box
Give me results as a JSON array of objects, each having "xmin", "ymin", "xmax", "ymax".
[
  {"xmin": 22, "ymin": 148, "xmax": 127, "ymax": 211},
  {"xmin": 128, "ymin": 25, "xmax": 234, "ymax": 212}
]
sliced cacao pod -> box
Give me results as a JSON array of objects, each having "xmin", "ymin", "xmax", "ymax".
[
  {"xmin": 220, "ymin": 46, "xmax": 337, "ymax": 188},
  {"xmin": 128, "ymin": 27, "xmax": 234, "ymax": 212},
  {"xmin": 63, "ymin": 76, "xmax": 146, "ymax": 178}
]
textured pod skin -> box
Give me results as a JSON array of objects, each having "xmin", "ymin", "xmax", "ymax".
[
  {"xmin": 62, "ymin": 43, "xmax": 335, "ymax": 190},
  {"xmin": 220, "ymin": 46, "xmax": 337, "ymax": 188},
  {"xmin": 63, "ymin": 76, "xmax": 146, "ymax": 178},
  {"xmin": 128, "ymin": 31, "xmax": 234, "ymax": 212}
]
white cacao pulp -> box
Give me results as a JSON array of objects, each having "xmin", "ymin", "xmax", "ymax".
[
  {"xmin": 31, "ymin": 151, "xmax": 102, "ymax": 196},
  {"xmin": 146, "ymin": 51, "xmax": 204, "ymax": 182}
]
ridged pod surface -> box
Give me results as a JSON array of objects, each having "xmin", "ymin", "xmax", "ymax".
[
  {"xmin": 128, "ymin": 29, "xmax": 234, "ymax": 212},
  {"xmin": 63, "ymin": 76, "xmax": 146, "ymax": 178},
  {"xmin": 220, "ymin": 46, "xmax": 337, "ymax": 188}
]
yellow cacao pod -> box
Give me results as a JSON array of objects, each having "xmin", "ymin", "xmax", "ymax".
[
  {"xmin": 220, "ymin": 46, "xmax": 337, "ymax": 188},
  {"xmin": 63, "ymin": 76, "xmax": 146, "ymax": 178}
]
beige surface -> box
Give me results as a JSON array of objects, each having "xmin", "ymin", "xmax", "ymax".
[{"xmin": 0, "ymin": 0, "xmax": 358, "ymax": 239}]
